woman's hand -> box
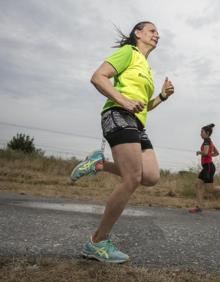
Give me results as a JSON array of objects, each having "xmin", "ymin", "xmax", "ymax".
[
  {"xmin": 196, "ymin": 151, "xmax": 201, "ymax": 156},
  {"xmin": 119, "ymin": 96, "xmax": 145, "ymax": 113},
  {"xmin": 160, "ymin": 77, "xmax": 174, "ymax": 99}
]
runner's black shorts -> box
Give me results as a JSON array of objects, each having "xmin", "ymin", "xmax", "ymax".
[
  {"xmin": 101, "ymin": 107, "xmax": 153, "ymax": 150},
  {"xmin": 198, "ymin": 162, "xmax": 216, "ymax": 183}
]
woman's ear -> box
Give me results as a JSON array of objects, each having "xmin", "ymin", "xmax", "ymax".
[{"xmin": 134, "ymin": 29, "xmax": 141, "ymax": 39}]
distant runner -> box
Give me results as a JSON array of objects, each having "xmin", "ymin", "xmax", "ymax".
[
  {"xmin": 189, "ymin": 124, "xmax": 220, "ymax": 213},
  {"xmin": 71, "ymin": 21, "xmax": 174, "ymax": 263}
]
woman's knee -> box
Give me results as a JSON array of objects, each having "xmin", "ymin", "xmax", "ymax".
[
  {"xmin": 123, "ymin": 172, "xmax": 142, "ymax": 193},
  {"xmin": 141, "ymin": 172, "xmax": 160, "ymax": 187},
  {"xmin": 196, "ymin": 179, "xmax": 203, "ymax": 189},
  {"xmin": 206, "ymin": 183, "xmax": 214, "ymax": 192}
]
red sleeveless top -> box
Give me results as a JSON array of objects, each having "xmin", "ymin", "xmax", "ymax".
[{"xmin": 201, "ymin": 138, "xmax": 214, "ymax": 164}]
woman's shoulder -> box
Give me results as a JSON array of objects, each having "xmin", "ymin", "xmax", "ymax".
[
  {"xmin": 116, "ymin": 44, "xmax": 133, "ymax": 52},
  {"xmin": 120, "ymin": 44, "xmax": 132, "ymax": 49},
  {"xmin": 203, "ymin": 138, "xmax": 211, "ymax": 145},
  {"xmin": 115, "ymin": 44, "xmax": 139, "ymax": 60},
  {"xmin": 105, "ymin": 44, "xmax": 133, "ymax": 74}
]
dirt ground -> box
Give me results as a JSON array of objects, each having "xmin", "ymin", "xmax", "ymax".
[{"xmin": 1, "ymin": 258, "xmax": 220, "ymax": 282}]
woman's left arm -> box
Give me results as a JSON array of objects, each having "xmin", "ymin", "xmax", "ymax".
[{"xmin": 148, "ymin": 77, "xmax": 174, "ymax": 111}]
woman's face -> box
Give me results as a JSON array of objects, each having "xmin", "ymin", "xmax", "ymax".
[
  {"xmin": 135, "ymin": 23, "xmax": 160, "ymax": 49},
  {"xmin": 201, "ymin": 129, "xmax": 209, "ymax": 139}
]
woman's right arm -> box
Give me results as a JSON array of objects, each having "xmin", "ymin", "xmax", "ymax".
[
  {"xmin": 212, "ymin": 146, "xmax": 219, "ymax": 157},
  {"xmin": 91, "ymin": 62, "xmax": 144, "ymax": 113},
  {"xmin": 197, "ymin": 145, "xmax": 209, "ymax": 156}
]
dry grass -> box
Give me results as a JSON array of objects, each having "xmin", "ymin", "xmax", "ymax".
[
  {"xmin": 0, "ymin": 258, "xmax": 220, "ymax": 282},
  {"xmin": 0, "ymin": 149, "xmax": 220, "ymax": 209}
]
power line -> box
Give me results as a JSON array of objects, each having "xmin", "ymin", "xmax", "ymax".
[
  {"xmin": 155, "ymin": 145, "xmax": 194, "ymax": 153},
  {"xmin": 0, "ymin": 121, "xmax": 100, "ymax": 140},
  {"xmin": 0, "ymin": 120, "xmax": 195, "ymax": 153}
]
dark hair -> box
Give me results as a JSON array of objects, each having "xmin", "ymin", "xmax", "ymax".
[
  {"xmin": 114, "ymin": 21, "xmax": 154, "ymax": 48},
  {"xmin": 202, "ymin": 123, "xmax": 215, "ymax": 136}
]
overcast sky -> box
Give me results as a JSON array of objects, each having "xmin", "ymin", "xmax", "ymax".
[{"xmin": 0, "ymin": 0, "xmax": 220, "ymax": 171}]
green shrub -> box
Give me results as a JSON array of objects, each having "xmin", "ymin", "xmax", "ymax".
[
  {"xmin": 7, "ymin": 133, "xmax": 41, "ymax": 154},
  {"xmin": 160, "ymin": 169, "xmax": 172, "ymax": 177}
]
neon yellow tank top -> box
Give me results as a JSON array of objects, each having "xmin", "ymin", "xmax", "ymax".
[{"xmin": 102, "ymin": 44, "xmax": 154, "ymax": 127}]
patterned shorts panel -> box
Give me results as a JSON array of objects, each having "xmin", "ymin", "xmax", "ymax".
[{"xmin": 101, "ymin": 108, "xmax": 153, "ymax": 150}]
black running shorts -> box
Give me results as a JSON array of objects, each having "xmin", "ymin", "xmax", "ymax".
[
  {"xmin": 101, "ymin": 107, "xmax": 153, "ymax": 150},
  {"xmin": 198, "ymin": 162, "xmax": 216, "ymax": 183}
]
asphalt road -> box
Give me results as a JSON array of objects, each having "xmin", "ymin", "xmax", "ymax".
[{"xmin": 0, "ymin": 192, "xmax": 220, "ymax": 272}]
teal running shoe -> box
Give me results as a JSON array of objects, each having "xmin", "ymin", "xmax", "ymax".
[
  {"xmin": 70, "ymin": 150, "xmax": 104, "ymax": 182},
  {"xmin": 82, "ymin": 237, "xmax": 129, "ymax": 263}
]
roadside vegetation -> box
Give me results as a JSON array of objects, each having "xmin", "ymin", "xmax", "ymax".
[{"xmin": 0, "ymin": 148, "xmax": 220, "ymax": 209}]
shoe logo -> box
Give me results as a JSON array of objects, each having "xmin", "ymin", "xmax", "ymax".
[
  {"xmin": 78, "ymin": 160, "xmax": 96, "ymax": 171},
  {"xmin": 94, "ymin": 246, "xmax": 109, "ymax": 259}
]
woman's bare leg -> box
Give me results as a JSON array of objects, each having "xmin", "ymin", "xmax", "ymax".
[
  {"xmin": 103, "ymin": 161, "xmax": 120, "ymax": 176},
  {"xmin": 141, "ymin": 149, "xmax": 160, "ymax": 186},
  {"xmin": 196, "ymin": 179, "xmax": 205, "ymax": 208},
  {"xmin": 103, "ymin": 149, "xmax": 160, "ymax": 186},
  {"xmin": 206, "ymin": 183, "xmax": 220, "ymax": 193},
  {"xmin": 92, "ymin": 143, "xmax": 142, "ymax": 242},
  {"xmin": 93, "ymin": 145, "xmax": 160, "ymax": 243}
]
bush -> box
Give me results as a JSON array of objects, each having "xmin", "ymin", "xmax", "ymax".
[
  {"xmin": 7, "ymin": 133, "xmax": 40, "ymax": 154},
  {"xmin": 160, "ymin": 169, "xmax": 172, "ymax": 177}
]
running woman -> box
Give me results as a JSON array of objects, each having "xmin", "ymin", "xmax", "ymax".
[
  {"xmin": 189, "ymin": 124, "xmax": 220, "ymax": 213},
  {"xmin": 71, "ymin": 21, "xmax": 174, "ymax": 263}
]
